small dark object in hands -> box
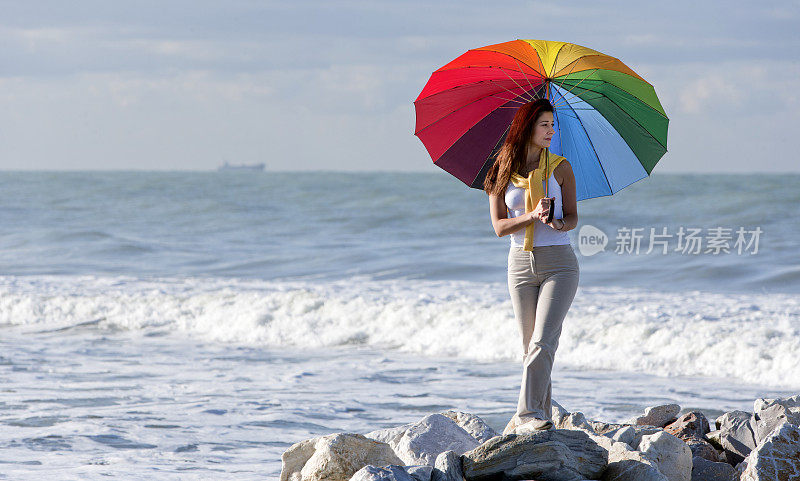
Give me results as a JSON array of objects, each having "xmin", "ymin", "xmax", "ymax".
[{"xmin": 544, "ymin": 197, "xmax": 555, "ymax": 223}]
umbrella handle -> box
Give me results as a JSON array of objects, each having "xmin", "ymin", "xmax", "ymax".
[
  {"xmin": 545, "ymin": 197, "xmax": 555, "ymax": 223},
  {"xmin": 544, "ymin": 146, "xmax": 554, "ymax": 223}
]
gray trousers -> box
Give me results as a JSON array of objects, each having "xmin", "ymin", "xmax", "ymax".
[{"xmin": 507, "ymin": 244, "xmax": 579, "ymax": 420}]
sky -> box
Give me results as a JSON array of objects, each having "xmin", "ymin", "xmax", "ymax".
[{"xmin": 1, "ymin": 0, "xmax": 799, "ymax": 173}]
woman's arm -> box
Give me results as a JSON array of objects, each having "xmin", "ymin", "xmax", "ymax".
[
  {"xmin": 489, "ymin": 194, "xmax": 550, "ymax": 237},
  {"xmin": 547, "ymin": 160, "xmax": 578, "ymax": 232}
]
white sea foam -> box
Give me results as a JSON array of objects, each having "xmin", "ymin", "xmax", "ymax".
[{"xmin": 1, "ymin": 275, "xmax": 798, "ymax": 388}]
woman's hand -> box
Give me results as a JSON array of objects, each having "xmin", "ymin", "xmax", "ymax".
[
  {"xmin": 545, "ymin": 218, "xmax": 565, "ymax": 230},
  {"xmin": 528, "ymin": 198, "xmax": 552, "ymax": 223}
]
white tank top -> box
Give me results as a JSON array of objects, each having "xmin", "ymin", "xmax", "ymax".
[{"xmin": 504, "ymin": 173, "xmax": 570, "ymax": 248}]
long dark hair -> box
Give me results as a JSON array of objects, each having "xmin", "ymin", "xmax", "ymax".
[{"xmin": 483, "ymin": 99, "xmax": 554, "ymax": 196}]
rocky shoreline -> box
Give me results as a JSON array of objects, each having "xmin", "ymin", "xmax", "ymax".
[{"xmin": 281, "ymin": 394, "xmax": 800, "ymax": 481}]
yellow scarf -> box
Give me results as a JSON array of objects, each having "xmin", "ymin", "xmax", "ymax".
[{"xmin": 509, "ymin": 149, "xmax": 565, "ymax": 251}]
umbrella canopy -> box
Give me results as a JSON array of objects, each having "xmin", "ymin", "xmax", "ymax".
[{"xmin": 414, "ymin": 39, "xmax": 668, "ymax": 200}]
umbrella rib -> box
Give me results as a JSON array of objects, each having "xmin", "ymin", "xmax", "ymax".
[
  {"xmin": 491, "ymin": 95, "xmax": 529, "ymax": 105},
  {"xmin": 415, "ymin": 81, "xmax": 537, "ymax": 136},
  {"xmin": 488, "ymin": 78, "xmax": 536, "ymax": 103},
  {"xmin": 553, "ymin": 82, "xmax": 668, "ymax": 151},
  {"xmin": 556, "ymin": 93, "xmax": 614, "ymax": 195},
  {"xmin": 496, "ymin": 66, "xmax": 536, "ymax": 102},
  {"xmin": 550, "ymin": 53, "xmax": 583, "ymax": 100},
  {"xmin": 470, "ymin": 123, "xmax": 513, "ymax": 188},
  {"xmin": 512, "ymin": 57, "xmax": 541, "ymax": 99},
  {"xmin": 555, "ymin": 71, "xmax": 668, "ymax": 120},
  {"xmin": 415, "ymin": 54, "xmax": 547, "ymax": 105},
  {"xmin": 552, "ymin": 67, "xmax": 598, "ymax": 107},
  {"xmin": 551, "ymin": 68, "xmax": 600, "ymax": 109},
  {"xmin": 548, "ymin": 55, "xmax": 583, "ymax": 107},
  {"xmin": 553, "ymin": 55, "xmax": 583, "ymax": 83}
]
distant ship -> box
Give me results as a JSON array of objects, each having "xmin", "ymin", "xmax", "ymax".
[{"xmin": 217, "ymin": 162, "xmax": 266, "ymax": 172}]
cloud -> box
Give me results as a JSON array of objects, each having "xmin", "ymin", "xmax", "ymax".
[
  {"xmin": 1, "ymin": 0, "xmax": 799, "ymax": 171},
  {"xmin": 679, "ymin": 75, "xmax": 742, "ymax": 114},
  {"xmin": 644, "ymin": 60, "xmax": 800, "ymax": 116}
]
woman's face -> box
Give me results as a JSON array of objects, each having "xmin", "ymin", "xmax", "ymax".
[{"xmin": 529, "ymin": 111, "xmax": 555, "ymax": 150}]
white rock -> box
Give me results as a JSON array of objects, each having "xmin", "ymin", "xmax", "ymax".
[
  {"xmin": 739, "ymin": 422, "xmax": 800, "ymax": 481},
  {"xmin": 281, "ymin": 433, "xmax": 403, "ymax": 481},
  {"xmin": 713, "ymin": 410, "xmax": 757, "ymax": 463},
  {"xmin": 630, "ymin": 404, "xmax": 681, "ymax": 428},
  {"xmin": 350, "ymin": 465, "xmax": 409, "ymax": 481},
  {"xmin": 365, "ymin": 424, "xmax": 413, "ymax": 445},
  {"xmin": 551, "ymin": 399, "xmax": 570, "ymax": 426},
  {"xmin": 431, "ymin": 450, "xmax": 464, "ymax": 481},
  {"xmin": 592, "ymin": 421, "xmax": 628, "ymax": 435},
  {"xmin": 630, "ymin": 426, "xmax": 665, "ymax": 450},
  {"xmin": 601, "ymin": 425, "xmax": 662, "ymax": 450},
  {"xmin": 406, "ymin": 465, "xmax": 434, "ymax": 481},
  {"xmin": 752, "ymin": 394, "xmax": 800, "ymax": 445},
  {"xmin": 603, "ymin": 459, "xmax": 668, "ymax": 481},
  {"xmin": 282, "ymin": 438, "xmax": 317, "ymax": 481},
  {"xmin": 610, "ymin": 426, "xmax": 636, "ymax": 447},
  {"xmin": 365, "ymin": 411, "xmax": 495, "ymax": 450},
  {"xmin": 391, "ymin": 414, "xmax": 479, "ymax": 466},
  {"xmin": 639, "ymin": 431, "xmax": 692, "ymax": 481},
  {"xmin": 439, "ymin": 411, "xmax": 497, "ymax": 443},
  {"xmin": 556, "ymin": 411, "xmax": 596, "ymax": 432},
  {"xmin": 349, "ymin": 465, "xmax": 432, "ymax": 481},
  {"xmin": 753, "ymin": 394, "xmax": 800, "ymax": 414},
  {"xmin": 600, "ymin": 440, "xmax": 667, "ymax": 480}
]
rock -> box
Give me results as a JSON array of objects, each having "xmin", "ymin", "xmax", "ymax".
[
  {"xmin": 606, "ymin": 440, "xmax": 655, "ymax": 464},
  {"xmin": 753, "ymin": 394, "xmax": 800, "ymax": 415},
  {"xmin": 606, "ymin": 426, "xmax": 636, "ymax": 447},
  {"xmin": 391, "ymin": 414, "xmax": 479, "ymax": 466},
  {"xmin": 664, "ymin": 412, "xmax": 710, "ymax": 440},
  {"xmin": 440, "ymin": 411, "xmax": 496, "ymax": 444},
  {"xmin": 739, "ymin": 422, "xmax": 800, "ymax": 481},
  {"xmin": 462, "ymin": 430, "xmax": 607, "ymax": 481},
  {"xmin": 690, "ymin": 456, "xmax": 737, "ymax": 481},
  {"xmin": 714, "ymin": 410, "xmax": 757, "ymax": 465},
  {"xmin": 350, "ymin": 465, "xmax": 413, "ymax": 481},
  {"xmin": 600, "ymin": 424, "xmax": 662, "ymax": 450},
  {"xmin": 365, "ymin": 413, "xmax": 486, "ymax": 465},
  {"xmin": 630, "ymin": 404, "xmax": 681, "ymax": 428},
  {"xmin": 366, "ymin": 424, "xmax": 413, "ymax": 445},
  {"xmin": 639, "ymin": 431, "xmax": 692, "ymax": 481},
  {"xmin": 281, "ymin": 433, "xmax": 403, "ymax": 481},
  {"xmin": 431, "ymin": 451, "xmax": 464, "ymax": 481},
  {"xmin": 629, "ymin": 426, "xmax": 664, "ymax": 450},
  {"xmin": 705, "ymin": 429, "xmax": 722, "ymax": 450},
  {"xmin": 406, "ymin": 466, "xmax": 434, "ymax": 481},
  {"xmin": 583, "ymin": 430, "xmax": 615, "ymax": 453},
  {"xmin": 282, "ymin": 438, "xmax": 317, "ymax": 481},
  {"xmin": 350, "ymin": 465, "xmax": 432, "ymax": 481},
  {"xmin": 683, "ymin": 435, "xmax": 722, "ymax": 462},
  {"xmin": 604, "ymin": 442, "xmax": 666, "ymax": 481},
  {"xmin": 720, "ymin": 450, "xmax": 743, "ymax": 467},
  {"xmin": 752, "ymin": 395, "xmax": 800, "ymax": 445},
  {"xmin": 603, "ymin": 459, "xmax": 668, "ymax": 481},
  {"xmin": 554, "ymin": 411, "xmax": 595, "ymax": 432},
  {"xmin": 551, "ymin": 399, "xmax": 569, "ymax": 426},
  {"xmin": 592, "ymin": 421, "xmax": 628, "ymax": 436}
]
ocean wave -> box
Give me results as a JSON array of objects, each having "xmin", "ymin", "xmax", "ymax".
[{"xmin": 1, "ymin": 275, "xmax": 798, "ymax": 388}]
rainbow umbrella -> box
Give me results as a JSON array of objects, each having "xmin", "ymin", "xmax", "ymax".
[{"xmin": 413, "ymin": 39, "xmax": 668, "ymax": 200}]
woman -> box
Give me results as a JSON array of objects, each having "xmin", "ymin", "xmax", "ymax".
[{"xmin": 484, "ymin": 99, "xmax": 580, "ymax": 434}]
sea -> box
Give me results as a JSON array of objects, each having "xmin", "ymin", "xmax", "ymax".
[{"xmin": 0, "ymin": 171, "xmax": 798, "ymax": 480}]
